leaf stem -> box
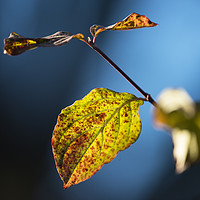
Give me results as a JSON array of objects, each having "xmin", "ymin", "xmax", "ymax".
[{"xmin": 84, "ymin": 39, "xmax": 157, "ymax": 107}]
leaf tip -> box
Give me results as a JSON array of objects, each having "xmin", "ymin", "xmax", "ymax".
[
  {"xmin": 73, "ymin": 33, "xmax": 85, "ymax": 41},
  {"xmin": 148, "ymin": 20, "xmax": 158, "ymax": 27}
]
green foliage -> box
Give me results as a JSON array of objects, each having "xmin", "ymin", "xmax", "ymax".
[
  {"xmin": 4, "ymin": 9, "xmax": 200, "ymax": 189},
  {"xmin": 9, "ymin": 12, "xmax": 199, "ymax": 190},
  {"xmin": 52, "ymin": 88, "xmax": 143, "ymax": 188},
  {"xmin": 4, "ymin": 8, "xmax": 200, "ymax": 191}
]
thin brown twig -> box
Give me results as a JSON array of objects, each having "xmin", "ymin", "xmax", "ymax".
[{"xmin": 83, "ymin": 38, "xmax": 157, "ymax": 107}]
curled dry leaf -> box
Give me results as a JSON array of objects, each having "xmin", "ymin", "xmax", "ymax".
[
  {"xmin": 52, "ymin": 88, "xmax": 144, "ymax": 188},
  {"xmin": 3, "ymin": 12, "xmax": 157, "ymax": 55},
  {"xmin": 90, "ymin": 12, "xmax": 157, "ymax": 42},
  {"xmin": 3, "ymin": 31, "xmax": 84, "ymax": 56}
]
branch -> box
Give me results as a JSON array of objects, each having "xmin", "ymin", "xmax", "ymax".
[{"xmin": 84, "ymin": 39, "xmax": 157, "ymax": 107}]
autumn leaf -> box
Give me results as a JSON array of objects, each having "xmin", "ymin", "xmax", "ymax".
[
  {"xmin": 154, "ymin": 88, "xmax": 200, "ymax": 173},
  {"xmin": 90, "ymin": 12, "xmax": 157, "ymax": 42},
  {"xmin": 52, "ymin": 88, "xmax": 144, "ymax": 188},
  {"xmin": 4, "ymin": 12, "xmax": 157, "ymax": 55},
  {"xmin": 3, "ymin": 31, "xmax": 84, "ymax": 56}
]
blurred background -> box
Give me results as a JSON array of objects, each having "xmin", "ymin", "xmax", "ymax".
[{"xmin": 1, "ymin": 0, "xmax": 200, "ymax": 199}]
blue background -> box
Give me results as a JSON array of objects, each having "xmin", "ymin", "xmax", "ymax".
[{"xmin": 1, "ymin": 0, "xmax": 200, "ymax": 199}]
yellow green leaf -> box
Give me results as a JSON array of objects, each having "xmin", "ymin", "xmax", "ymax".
[
  {"xmin": 154, "ymin": 88, "xmax": 200, "ymax": 173},
  {"xmin": 3, "ymin": 31, "xmax": 85, "ymax": 56},
  {"xmin": 52, "ymin": 88, "xmax": 143, "ymax": 188},
  {"xmin": 90, "ymin": 12, "xmax": 157, "ymax": 42}
]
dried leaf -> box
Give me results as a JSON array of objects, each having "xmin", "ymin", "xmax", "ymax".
[
  {"xmin": 52, "ymin": 88, "xmax": 143, "ymax": 188},
  {"xmin": 3, "ymin": 31, "xmax": 84, "ymax": 56},
  {"xmin": 90, "ymin": 13, "xmax": 157, "ymax": 42}
]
